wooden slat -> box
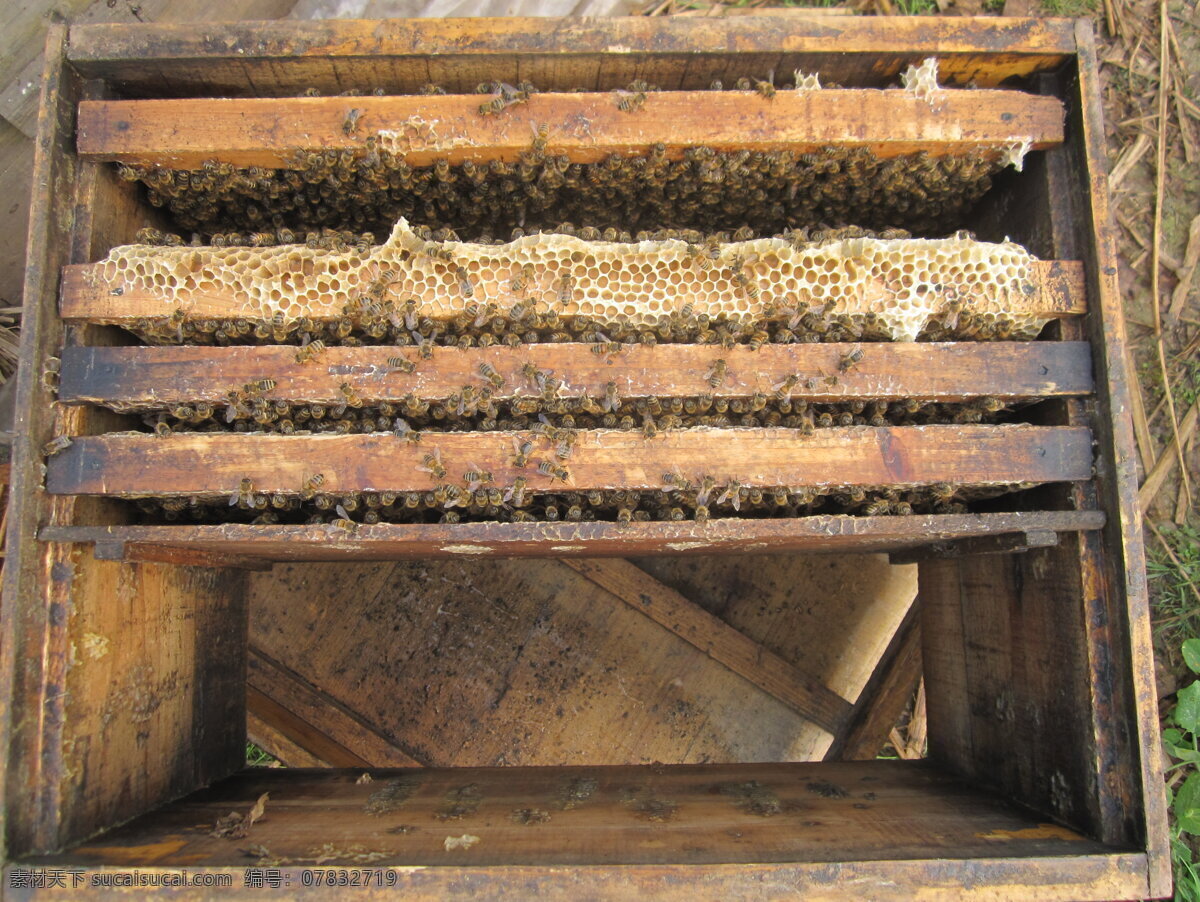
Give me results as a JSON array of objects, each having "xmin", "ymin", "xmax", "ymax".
[
  {"xmin": 561, "ymin": 558, "xmax": 851, "ymax": 734},
  {"xmin": 44, "ymin": 425, "xmax": 1094, "ymax": 498},
  {"xmin": 247, "ymin": 648, "xmax": 423, "ymax": 769},
  {"xmin": 56, "ymin": 259, "xmax": 1088, "ymax": 324},
  {"xmin": 48, "ymin": 761, "xmax": 1114, "ymax": 870},
  {"xmin": 39, "ymin": 511, "xmax": 1108, "ymax": 562},
  {"xmin": 57, "ymin": 341, "xmax": 1096, "ymax": 409},
  {"xmin": 825, "ymin": 603, "xmax": 923, "ymax": 761},
  {"xmin": 76, "ymin": 90, "xmax": 1065, "ymax": 170},
  {"xmin": 65, "ymin": 17, "xmax": 1080, "ymax": 92}
]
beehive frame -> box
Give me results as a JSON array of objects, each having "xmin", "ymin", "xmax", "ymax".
[{"xmin": 1, "ymin": 16, "xmax": 1167, "ymax": 900}]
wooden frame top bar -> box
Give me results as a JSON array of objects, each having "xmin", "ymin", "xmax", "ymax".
[
  {"xmin": 45, "ymin": 425, "xmax": 1093, "ymax": 498},
  {"xmin": 76, "ymin": 90, "xmax": 1065, "ymax": 170},
  {"xmin": 66, "ymin": 18, "xmax": 1078, "ymax": 92},
  {"xmin": 39, "ymin": 510, "xmax": 1108, "ymax": 561},
  {"xmin": 56, "ymin": 341, "xmax": 1095, "ymax": 408}
]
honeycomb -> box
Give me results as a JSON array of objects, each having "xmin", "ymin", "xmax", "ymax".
[{"xmin": 96, "ymin": 219, "xmax": 1047, "ymax": 342}]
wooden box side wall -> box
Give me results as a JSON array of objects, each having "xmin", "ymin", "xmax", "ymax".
[
  {"xmin": 0, "ymin": 29, "xmax": 249, "ymax": 858},
  {"xmin": 922, "ymin": 27, "xmax": 1168, "ymax": 897}
]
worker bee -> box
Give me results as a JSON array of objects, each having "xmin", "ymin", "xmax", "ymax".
[
  {"xmin": 705, "ymin": 358, "xmax": 728, "ymax": 389},
  {"xmin": 392, "ymin": 418, "xmax": 420, "ymax": 443},
  {"xmin": 230, "ymin": 477, "xmax": 256, "ymax": 508},
  {"xmin": 602, "ymin": 381, "xmax": 621, "ymax": 413},
  {"xmin": 522, "ymin": 363, "xmax": 550, "ymax": 392},
  {"xmin": 341, "ymin": 107, "xmax": 362, "ymax": 135},
  {"xmin": 838, "ymin": 347, "xmax": 865, "ymax": 372},
  {"xmin": 530, "ymin": 121, "xmax": 550, "ymax": 153},
  {"xmin": 478, "ymin": 362, "xmax": 504, "ymax": 388},
  {"xmin": 503, "ymin": 476, "xmax": 529, "ymax": 507},
  {"xmin": 417, "ymin": 448, "xmax": 447, "ymax": 480},
  {"xmin": 772, "ymin": 373, "xmax": 799, "ymax": 400},
  {"xmin": 717, "ymin": 480, "xmax": 744, "ymax": 512},
  {"xmin": 537, "ymin": 459, "xmax": 570, "ymax": 483},
  {"xmin": 338, "ymin": 382, "xmax": 364, "ymax": 408},
  {"xmin": 463, "ymin": 464, "xmax": 493, "ymax": 493},
  {"xmin": 557, "ymin": 273, "xmax": 575, "ymax": 306},
  {"xmin": 684, "ymin": 243, "xmax": 714, "ymax": 272},
  {"xmin": 614, "ymin": 89, "xmax": 646, "ymax": 113},
  {"xmin": 332, "ymin": 504, "xmax": 358, "ymax": 533},
  {"xmin": 510, "ymin": 263, "xmax": 536, "ymax": 295},
  {"xmin": 753, "ymin": 69, "xmax": 776, "ymax": 99},
  {"xmin": 452, "ymin": 265, "xmax": 475, "ymax": 299},
  {"xmin": 418, "ymin": 339, "xmax": 435, "ymax": 360},
  {"xmin": 732, "ymin": 270, "xmax": 761, "ymax": 302},
  {"xmin": 43, "ymin": 435, "xmax": 72, "ymax": 456},
  {"xmin": 388, "ymin": 355, "xmax": 415, "ymax": 374},
  {"xmin": 641, "ymin": 414, "xmax": 659, "ymax": 440}
]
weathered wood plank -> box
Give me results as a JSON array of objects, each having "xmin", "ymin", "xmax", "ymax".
[
  {"xmin": 561, "ymin": 558, "xmax": 852, "ymax": 734},
  {"xmin": 76, "ymin": 89, "xmax": 1064, "ymax": 169},
  {"xmin": 6, "ymin": 854, "xmax": 1152, "ymax": 902},
  {"xmin": 57, "ymin": 341, "xmax": 1096, "ymax": 408},
  {"xmin": 247, "ymin": 648, "xmax": 424, "ymax": 769},
  {"xmin": 39, "ymin": 511, "xmax": 1108, "ymax": 562},
  {"xmin": 44, "ymin": 425, "xmax": 1094, "ymax": 498},
  {"xmin": 65, "ymin": 17, "xmax": 1079, "ymax": 93},
  {"xmin": 58, "ymin": 259, "xmax": 1087, "ymax": 324},
  {"xmin": 48, "ymin": 762, "xmax": 1113, "ymax": 870},
  {"xmin": 825, "ymin": 602, "xmax": 923, "ymax": 761}
]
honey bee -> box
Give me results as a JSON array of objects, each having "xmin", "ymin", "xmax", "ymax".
[
  {"xmin": 503, "ymin": 476, "xmax": 529, "ymax": 507},
  {"xmin": 332, "ymin": 504, "xmax": 358, "ymax": 532},
  {"xmin": 43, "ymin": 435, "xmax": 72, "ymax": 456},
  {"xmin": 341, "ymin": 107, "xmax": 362, "ymax": 135},
  {"xmin": 772, "ymin": 373, "xmax": 799, "ymax": 400},
  {"xmin": 717, "ymin": 480, "xmax": 744, "ymax": 512},
  {"xmin": 510, "ymin": 263, "xmax": 535, "ymax": 295},
  {"xmin": 838, "ymin": 347, "xmax": 865, "ymax": 372},
  {"xmin": 338, "ymin": 382, "xmax": 364, "ymax": 408},
  {"xmin": 388, "ymin": 355, "xmax": 416, "ymax": 374},
  {"xmin": 417, "ymin": 448, "xmax": 447, "ymax": 480},
  {"xmin": 614, "ymin": 90, "xmax": 646, "ymax": 113},
  {"xmin": 478, "ymin": 362, "xmax": 504, "ymax": 388},
  {"xmin": 556, "ymin": 273, "xmax": 575, "ymax": 306},
  {"xmin": 463, "ymin": 464, "xmax": 493, "ymax": 493},
  {"xmin": 753, "ymin": 69, "xmax": 776, "ymax": 99},
  {"xmin": 230, "ymin": 477, "xmax": 256, "ymax": 508},
  {"xmin": 705, "ymin": 358, "xmax": 728, "ymax": 389},
  {"xmin": 300, "ymin": 473, "xmax": 326, "ymax": 499},
  {"xmin": 537, "ymin": 459, "xmax": 571, "ymax": 483},
  {"xmin": 530, "ymin": 121, "xmax": 550, "ymax": 153},
  {"xmin": 602, "ymin": 381, "xmax": 621, "ymax": 413}
]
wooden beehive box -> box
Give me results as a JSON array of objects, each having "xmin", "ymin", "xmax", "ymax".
[{"xmin": 2, "ymin": 15, "xmax": 1168, "ymax": 899}]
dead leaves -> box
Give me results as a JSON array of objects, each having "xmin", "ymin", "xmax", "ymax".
[{"xmin": 211, "ymin": 792, "xmax": 269, "ymax": 839}]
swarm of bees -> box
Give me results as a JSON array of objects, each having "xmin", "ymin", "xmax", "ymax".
[
  {"xmin": 119, "ymin": 105, "xmax": 1000, "ymax": 239},
  {"xmin": 137, "ymin": 477, "xmax": 1001, "ymax": 527},
  {"xmin": 100, "ymin": 74, "xmax": 1045, "ymax": 530}
]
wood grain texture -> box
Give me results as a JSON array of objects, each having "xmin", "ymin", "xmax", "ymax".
[
  {"xmin": 54, "ymin": 555, "xmax": 248, "ymax": 852},
  {"xmin": 50, "ymin": 762, "xmax": 1111, "ymax": 868},
  {"xmin": 825, "ymin": 603, "xmax": 923, "ymax": 761},
  {"xmin": 64, "ymin": 17, "xmax": 1079, "ymax": 94},
  {"xmin": 247, "ymin": 648, "xmax": 424, "ymax": 768},
  {"xmin": 58, "ymin": 259, "xmax": 1087, "ymax": 323},
  {"xmin": 1069, "ymin": 24, "xmax": 1169, "ymax": 891},
  {"xmin": 0, "ymin": 26, "xmax": 83, "ymax": 858},
  {"xmin": 6, "ymin": 854, "xmax": 1152, "ymax": 902},
  {"xmin": 561, "ymin": 558, "xmax": 852, "ymax": 733},
  {"xmin": 76, "ymin": 90, "xmax": 1065, "ymax": 169},
  {"xmin": 57, "ymin": 341, "xmax": 1097, "ymax": 408},
  {"xmin": 41, "ymin": 511, "xmax": 1108, "ymax": 561},
  {"xmin": 247, "ymin": 558, "xmax": 846, "ymax": 766},
  {"xmin": 44, "ymin": 424, "xmax": 1096, "ymax": 497}
]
